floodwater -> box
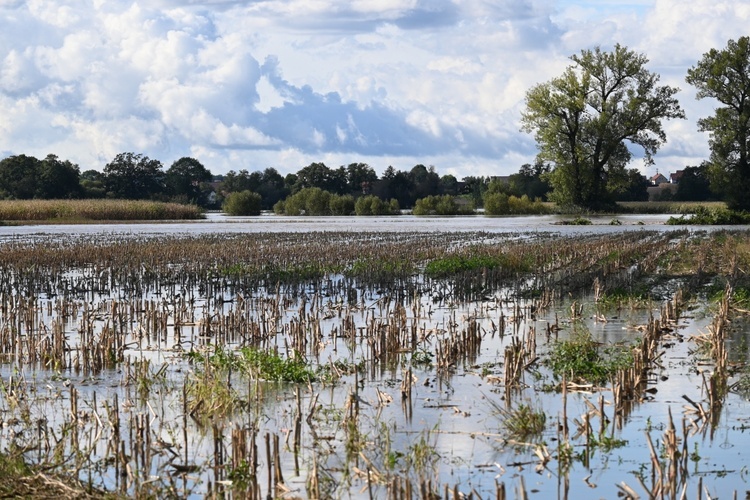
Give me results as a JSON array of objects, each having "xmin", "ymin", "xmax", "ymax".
[
  {"xmin": 0, "ymin": 212, "xmax": 681, "ymax": 238},
  {"xmin": 0, "ymin": 214, "xmax": 748, "ymax": 499}
]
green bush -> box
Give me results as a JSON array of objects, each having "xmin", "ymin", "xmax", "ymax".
[
  {"xmin": 222, "ymin": 190, "xmax": 262, "ymax": 216},
  {"xmin": 277, "ymin": 187, "xmax": 331, "ymax": 215},
  {"xmin": 483, "ymin": 192, "xmax": 509, "ymax": 215},
  {"xmin": 484, "ymin": 192, "xmax": 548, "ymax": 215},
  {"xmin": 413, "ymin": 195, "xmax": 473, "ymax": 215},
  {"xmin": 329, "ymin": 194, "xmax": 355, "ymax": 215},
  {"xmin": 355, "ymin": 195, "xmax": 401, "ymax": 215}
]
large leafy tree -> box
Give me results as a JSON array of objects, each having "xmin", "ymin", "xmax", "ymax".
[
  {"xmin": 373, "ymin": 167, "xmax": 413, "ymax": 208},
  {"xmin": 80, "ymin": 169, "xmax": 106, "ymax": 198},
  {"xmin": 345, "ymin": 163, "xmax": 378, "ymax": 195},
  {"xmin": 613, "ymin": 168, "xmax": 649, "ymax": 202},
  {"xmin": 165, "ymin": 157, "xmax": 212, "ymax": 206},
  {"xmin": 294, "ymin": 162, "xmax": 345, "ymax": 194},
  {"xmin": 255, "ymin": 168, "xmax": 288, "ymax": 209},
  {"xmin": 0, "ymin": 154, "xmax": 40, "ymax": 199},
  {"xmin": 508, "ymin": 161, "xmax": 551, "ymax": 200},
  {"xmin": 408, "ymin": 164, "xmax": 441, "ymax": 202},
  {"xmin": 674, "ymin": 163, "xmax": 714, "ymax": 202},
  {"xmin": 686, "ymin": 36, "xmax": 750, "ymax": 210},
  {"xmin": 104, "ymin": 152, "xmax": 165, "ymax": 199},
  {"xmin": 221, "ymin": 169, "xmax": 256, "ymax": 193},
  {"xmin": 38, "ymin": 154, "xmax": 81, "ymax": 199},
  {"xmin": 521, "ymin": 44, "xmax": 684, "ymax": 210}
]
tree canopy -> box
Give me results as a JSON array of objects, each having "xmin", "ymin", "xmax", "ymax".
[
  {"xmin": 165, "ymin": 157, "xmax": 212, "ymax": 206},
  {"xmin": 522, "ymin": 44, "xmax": 684, "ymax": 210},
  {"xmin": 686, "ymin": 36, "xmax": 750, "ymax": 210},
  {"xmin": 0, "ymin": 154, "xmax": 81, "ymax": 200},
  {"xmin": 104, "ymin": 153, "xmax": 165, "ymax": 200}
]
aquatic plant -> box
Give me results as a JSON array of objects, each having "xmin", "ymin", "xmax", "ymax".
[
  {"xmin": 499, "ymin": 403, "xmax": 547, "ymax": 442},
  {"xmin": 546, "ymin": 328, "xmax": 634, "ymax": 384}
]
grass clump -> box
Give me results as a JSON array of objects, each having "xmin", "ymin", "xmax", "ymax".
[
  {"xmin": 425, "ymin": 254, "xmax": 498, "ymax": 276},
  {"xmin": 347, "ymin": 258, "xmax": 414, "ymax": 281},
  {"xmin": 186, "ymin": 368, "xmax": 241, "ymax": 422},
  {"xmin": 187, "ymin": 347, "xmax": 315, "ymax": 383},
  {"xmin": 546, "ymin": 328, "xmax": 633, "ymax": 384},
  {"xmin": 596, "ymin": 287, "xmax": 652, "ymax": 309},
  {"xmin": 499, "ymin": 403, "xmax": 547, "ymax": 442},
  {"xmin": 238, "ymin": 347, "xmax": 315, "ymax": 383}
]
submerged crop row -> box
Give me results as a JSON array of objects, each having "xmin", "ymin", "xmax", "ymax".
[{"xmin": 0, "ymin": 229, "xmax": 748, "ymax": 498}]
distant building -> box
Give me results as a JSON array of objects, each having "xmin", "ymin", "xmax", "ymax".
[
  {"xmin": 670, "ymin": 170, "xmax": 684, "ymax": 184},
  {"xmin": 650, "ymin": 173, "xmax": 668, "ymax": 185}
]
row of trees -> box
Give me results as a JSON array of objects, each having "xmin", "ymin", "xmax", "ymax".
[
  {"xmin": 522, "ymin": 37, "xmax": 750, "ymax": 211},
  {"xmin": 0, "ymin": 153, "xmax": 214, "ymax": 206},
  {"xmin": 220, "ymin": 163, "xmax": 465, "ymax": 210},
  {"xmin": 0, "ymin": 147, "xmax": 716, "ymax": 211},
  {"xmin": 0, "ymin": 151, "xmax": 558, "ymax": 210}
]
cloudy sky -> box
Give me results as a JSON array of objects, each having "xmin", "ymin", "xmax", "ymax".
[{"xmin": 1, "ymin": 0, "xmax": 748, "ymax": 179}]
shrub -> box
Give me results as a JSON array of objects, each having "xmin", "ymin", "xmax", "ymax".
[
  {"xmin": 413, "ymin": 195, "xmax": 473, "ymax": 215},
  {"xmin": 355, "ymin": 195, "xmax": 401, "ymax": 215},
  {"xmin": 483, "ymin": 192, "xmax": 509, "ymax": 215},
  {"xmin": 484, "ymin": 193, "xmax": 548, "ymax": 215},
  {"xmin": 222, "ymin": 190, "xmax": 262, "ymax": 216},
  {"xmin": 277, "ymin": 187, "xmax": 331, "ymax": 215},
  {"xmin": 329, "ymin": 194, "xmax": 355, "ymax": 215}
]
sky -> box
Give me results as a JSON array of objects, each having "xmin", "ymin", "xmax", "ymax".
[{"xmin": 1, "ymin": 0, "xmax": 748, "ymax": 180}]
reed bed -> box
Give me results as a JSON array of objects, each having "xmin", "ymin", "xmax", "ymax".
[
  {"xmin": 0, "ymin": 199, "xmax": 204, "ymax": 221},
  {"xmin": 0, "ymin": 229, "xmax": 747, "ymax": 497}
]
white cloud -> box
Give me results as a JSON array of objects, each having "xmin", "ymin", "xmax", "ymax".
[
  {"xmin": 427, "ymin": 56, "xmax": 482, "ymax": 75},
  {"xmin": 0, "ymin": 0, "xmax": 748, "ymax": 179},
  {"xmin": 27, "ymin": 0, "xmax": 81, "ymax": 28}
]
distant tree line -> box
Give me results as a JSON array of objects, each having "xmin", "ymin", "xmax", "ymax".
[
  {"xmin": 0, "ymin": 149, "xmax": 721, "ymax": 214},
  {"xmin": 0, "ymin": 152, "xmax": 215, "ymax": 207},
  {"xmin": 0, "ymin": 152, "xmax": 556, "ymax": 212}
]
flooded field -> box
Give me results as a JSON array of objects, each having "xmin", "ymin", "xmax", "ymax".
[{"xmin": 0, "ymin": 220, "xmax": 749, "ymax": 498}]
